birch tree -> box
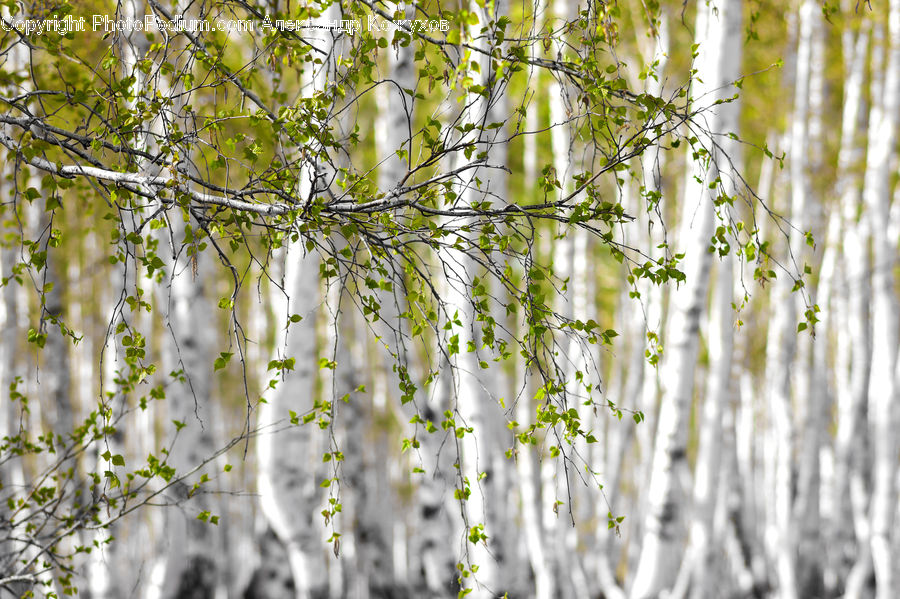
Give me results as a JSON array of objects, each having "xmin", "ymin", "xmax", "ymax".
[
  {"xmin": 630, "ymin": 1, "xmax": 741, "ymax": 596},
  {"xmin": 673, "ymin": 4, "xmax": 743, "ymax": 594},
  {"xmin": 368, "ymin": 1, "xmax": 419, "ymax": 591},
  {"xmin": 544, "ymin": 0, "xmax": 587, "ymax": 596},
  {"xmin": 790, "ymin": 4, "xmax": 825, "ymax": 596},
  {"xmin": 254, "ymin": 7, "xmax": 336, "ymax": 597},
  {"xmin": 442, "ymin": 2, "xmax": 511, "ymax": 593},
  {"xmin": 825, "ymin": 13, "xmax": 871, "ymax": 594},
  {"xmin": 857, "ymin": 4, "xmax": 900, "ymax": 597}
]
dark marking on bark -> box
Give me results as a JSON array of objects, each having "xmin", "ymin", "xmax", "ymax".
[{"xmin": 174, "ymin": 555, "xmax": 216, "ymax": 599}]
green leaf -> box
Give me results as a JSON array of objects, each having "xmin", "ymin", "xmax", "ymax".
[{"xmin": 214, "ymin": 352, "xmax": 233, "ymax": 371}]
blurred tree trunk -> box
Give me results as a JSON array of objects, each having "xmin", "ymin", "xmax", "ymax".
[
  {"xmin": 855, "ymin": 3, "xmax": 900, "ymax": 597},
  {"xmin": 672, "ymin": 5, "xmax": 742, "ymax": 596},
  {"xmin": 673, "ymin": 12, "xmax": 743, "ymax": 585},
  {"xmin": 448, "ymin": 2, "xmax": 507, "ymax": 594},
  {"xmin": 542, "ymin": 0, "xmax": 591, "ymax": 596},
  {"xmin": 608, "ymin": 16, "xmax": 669, "ymax": 596},
  {"xmin": 792, "ymin": 4, "xmax": 826, "ymax": 597},
  {"xmin": 481, "ymin": 12, "xmax": 521, "ymax": 592},
  {"xmin": 0, "ymin": 88, "xmax": 26, "ymax": 591},
  {"xmin": 371, "ymin": 4, "xmax": 418, "ymax": 590},
  {"xmin": 152, "ymin": 212, "xmax": 222, "ymax": 599},
  {"xmin": 2, "ymin": 11, "xmax": 70, "ymax": 594},
  {"xmin": 138, "ymin": 6, "xmax": 224, "ymax": 594},
  {"xmin": 87, "ymin": 3, "xmax": 154, "ymax": 594},
  {"xmin": 629, "ymin": 1, "xmax": 739, "ymax": 597},
  {"xmin": 824, "ymin": 12, "xmax": 869, "ymax": 598},
  {"xmin": 257, "ymin": 241, "xmax": 328, "ymax": 599},
  {"xmin": 514, "ymin": 3, "xmax": 552, "ymax": 594},
  {"xmin": 254, "ymin": 6, "xmax": 336, "ymax": 598},
  {"xmin": 762, "ymin": 3, "xmax": 818, "ymax": 598}
]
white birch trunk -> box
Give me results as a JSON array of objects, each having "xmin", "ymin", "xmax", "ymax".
[
  {"xmin": 257, "ymin": 243, "xmax": 328, "ymax": 599},
  {"xmin": 0, "ymin": 100, "xmax": 26, "ymax": 587},
  {"xmin": 513, "ymin": 332, "xmax": 555, "ymax": 599},
  {"xmin": 255, "ymin": 5, "xmax": 336, "ymax": 598},
  {"xmin": 151, "ymin": 212, "xmax": 221, "ymax": 599},
  {"xmin": 92, "ymin": 4, "xmax": 153, "ymax": 593},
  {"xmin": 0, "ymin": 14, "xmax": 66, "ymax": 596},
  {"xmin": 416, "ymin": 191, "xmax": 457, "ymax": 597},
  {"xmin": 762, "ymin": 167, "xmax": 797, "ymax": 599},
  {"xmin": 843, "ymin": 23, "xmax": 886, "ymax": 599},
  {"xmin": 482, "ymin": 32, "xmax": 521, "ymax": 593},
  {"xmin": 370, "ymin": 6, "xmax": 418, "ymax": 590},
  {"xmin": 615, "ymin": 21, "xmax": 669, "ymax": 591},
  {"xmin": 672, "ymin": 6, "xmax": 742, "ymax": 595},
  {"xmin": 448, "ymin": 3, "xmax": 506, "ymax": 594},
  {"xmin": 793, "ymin": 6, "xmax": 826, "ymax": 596},
  {"xmin": 670, "ymin": 252, "xmax": 734, "ymax": 599},
  {"xmin": 138, "ymin": 9, "xmax": 224, "ymax": 595},
  {"xmin": 325, "ymin": 277, "xmax": 365, "ymax": 597},
  {"xmin": 542, "ymin": 0, "xmax": 583, "ymax": 595},
  {"xmin": 860, "ymin": 3, "xmax": 900, "ymax": 597},
  {"xmin": 416, "ymin": 364, "xmax": 457, "ymax": 596},
  {"xmin": 761, "ymin": 3, "xmax": 817, "ymax": 598},
  {"xmin": 629, "ymin": 2, "xmax": 737, "ymax": 596},
  {"xmin": 824, "ymin": 16, "xmax": 870, "ymax": 598}
]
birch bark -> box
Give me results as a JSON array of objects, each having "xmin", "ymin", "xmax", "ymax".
[
  {"xmin": 825, "ymin": 15, "xmax": 869, "ymax": 597},
  {"xmin": 793, "ymin": 6, "xmax": 826, "ymax": 596},
  {"xmin": 137, "ymin": 6, "xmax": 225, "ymax": 594},
  {"xmin": 629, "ymin": 2, "xmax": 738, "ymax": 596},
  {"xmin": 255, "ymin": 5, "xmax": 337, "ymax": 597},
  {"xmin": 482, "ymin": 23, "xmax": 520, "ymax": 593},
  {"xmin": 0, "ymin": 11, "xmax": 69, "ymax": 596},
  {"xmin": 609, "ymin": 19, "xmax": 668, "ymax": 595},
  {"xmin": 514, "ymin": 3, "xmax": 554, "ymax": 594},
  {"xmin": 542, "ymin": 0, "xmax": 585, "ymax": 595},
  {"xmin": 257, "ymin": 243, "xmax": 328, "ymax": 599},
  {"xmin": 370, "ymin": 5, "xmax": 418, "ymax": 590},
  {"xmin": 759, "ymin": 3, "xmax": 818, "ymax": 598},
  {"xmin": 91, "ymin": 4, "xmax": 153, "ymax": 592},
  {"xmin": 448, "ymin": 2, "xmax": 507, "ymax": 594},
  {"xmin": 673, "ymin": 9, "xmax": 743, "ymax": 584},
  {"xmin": 859, "ymin": 3, "xmax": 900, "ymax": 597},
  {"xmin": 0, "ymin": 90, "xmax": 25, "ymax": 589}
]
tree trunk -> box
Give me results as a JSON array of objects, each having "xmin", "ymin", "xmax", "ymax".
[
  {"xmin": 826, "ymin": 20, "xmax": 869, "ymax": 597},
  {"xmin": 859, "ymin": 3, "xmax": 900, "ymax": 597},
  {"xmin": 371, "ymin": 6, "xmax": 418, "ymax": 591},
  {"xmin": 255, "ymin": 6, "xmax": 337, "ymax": 597},
  {"xmin": 629, "ymin": 2, "xmax": 739, "ymax": 596},
  {"xmin": 792, "ymin": 5, "xmax": 826, "ymax": 597},
  {"xmin": 447, "ymin": 3, "xmax": 509, "ymax": 594},
  {"xmin": 256, "ymin": 243, "xmax": 329, "ymax": 599}
]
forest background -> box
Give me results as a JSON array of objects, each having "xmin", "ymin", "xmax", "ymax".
[{"xmin": 1, "ymin": 0, "xmax": 899, "ymax": 598}]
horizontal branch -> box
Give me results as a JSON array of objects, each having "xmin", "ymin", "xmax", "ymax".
[
  {"xmin": 0, "ymin": 127, "xmax": 634, "ymax": 226},
  {"xmin": 0, "ymin": 574, "xmax": 37, "ymax": 587},
  {"xmin": 0, "ymin": 128, "xmax": 296, "ymax": 216}
]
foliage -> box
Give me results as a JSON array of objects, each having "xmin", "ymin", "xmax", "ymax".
[{"xmin": 0, "ymin": 0, "xmax": 788, "ymax": 593}]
